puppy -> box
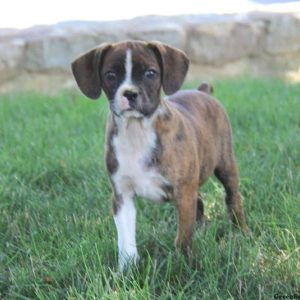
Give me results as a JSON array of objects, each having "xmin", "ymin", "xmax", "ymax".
[{"xmin": 71, "ymin": 40, "xmax": 248, "ymax": 270}]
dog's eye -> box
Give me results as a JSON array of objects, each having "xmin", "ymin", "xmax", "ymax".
[
  {"xmin": 105, "ymin": 71, "xmax": 117, "ymax": 82},
  {"xmin": 144, "ymin": 69, "xmax": 158, "ymax": 80}
]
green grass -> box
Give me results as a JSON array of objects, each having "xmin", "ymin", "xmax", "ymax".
[{"xmin": 0, "ymin": 78, "xmax": 299, "ymax": 299}]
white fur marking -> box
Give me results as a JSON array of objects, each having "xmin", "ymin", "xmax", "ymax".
[
  {"xmin": 114, "ymin": 49, "xmax": 138, "ymax": 115},
  {"xmin": 125, "ymin": 49, "xmax": 132, "ymax": 84},
  {"xmin": 112, "ymin": 118, "xmax": 168, "ymax": 270},
  {"xmin": 114, "ymin": 196, "xmax": 139, "ymax": 271},
  {"xmin": 112, "ymin": 118, "xmax": 168, "ymax": 202},
  {"xmin": 111, "ymin": 49, "xmax": 168, "ymax": 270}
]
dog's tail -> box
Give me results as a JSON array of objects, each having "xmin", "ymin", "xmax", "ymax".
[{"xmin": 198, "ymin": 82, "xmax": 214, "ymax": 95}]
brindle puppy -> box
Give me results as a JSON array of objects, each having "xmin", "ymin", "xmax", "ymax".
[{"xmin": 71, "ymin": 40, "xmax": 249, "ymax": 271}]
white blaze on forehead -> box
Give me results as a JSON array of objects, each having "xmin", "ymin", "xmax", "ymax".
[
  {"xmin": 114, "ymin": 48, "xmax": 141, "ymax": 117},
  {"xmin": 125, "ymin": 49, "xmax": 132, "ymax": 83}
]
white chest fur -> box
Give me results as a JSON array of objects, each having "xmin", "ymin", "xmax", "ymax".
[{"xmin": 112, "ymin": 118, "xmax": 167, "ymax": 201}]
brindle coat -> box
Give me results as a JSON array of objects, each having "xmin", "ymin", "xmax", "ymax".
[{"xmin": 72, "ymin": 40, "xmax": 248, "ymax": 252}]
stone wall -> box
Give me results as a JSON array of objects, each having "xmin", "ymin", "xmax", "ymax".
[{"xmin": 1, "ymin": 12, "xmax": 300, "ymax": 94}]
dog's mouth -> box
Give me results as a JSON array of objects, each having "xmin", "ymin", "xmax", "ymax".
[
  {"xmin": 120, "ymin": 108, "xmax": 144, "ymax": 119},
  {"xmin": 109, "ymin": 94, "xmax": 142, "ymax": 118},
  {"xmin": 110, "ymin": 104, "xmax": 144, "ymax": 119},
  {"xmin": 110, "ymin": 93, "xmax": 157, "ymax": 119}
]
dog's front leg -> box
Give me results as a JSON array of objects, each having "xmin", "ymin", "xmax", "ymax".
[
  {"xmin": 113, "ymin": 193, "xmax": 139, "ymax": 271},
  {"xmin": 175, "ymin": 186, "xmax": 198, "ymax": 249}
]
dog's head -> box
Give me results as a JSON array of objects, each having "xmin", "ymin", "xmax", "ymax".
[{"xmin": 71, "ymin": 41, "xmax": 189, "ymax": 118}]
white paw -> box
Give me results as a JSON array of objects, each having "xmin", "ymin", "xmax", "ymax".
[{"xmin": 118, "ymin": 251, "xmax": 140, "ymax": 272}]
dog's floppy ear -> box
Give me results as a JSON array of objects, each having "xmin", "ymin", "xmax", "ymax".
[
  {"xmin": 71, "ymin": 43, "xmax": 111, "ymax": 99},
  {"xmin": 148, "ymin": 41, "xmax": 189, "ymax": 95}
]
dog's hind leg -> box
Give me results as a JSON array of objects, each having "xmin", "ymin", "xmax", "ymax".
[
  {"xmin": 196, "ymin": 193, "xmax": 205, "ymax": 224},
  {"xmin": 214, "ymin": 157, "xmax": 249, "ymax": 234}
]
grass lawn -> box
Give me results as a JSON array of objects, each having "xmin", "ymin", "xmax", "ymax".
[{"xmin": 0, "ymin": 78, "xmax": 299, "ymax": 299}]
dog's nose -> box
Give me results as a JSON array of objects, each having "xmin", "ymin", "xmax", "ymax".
[{"xmin": 123, "ymin": 90, "xmax": 138, "ymax": 102}]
